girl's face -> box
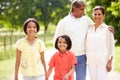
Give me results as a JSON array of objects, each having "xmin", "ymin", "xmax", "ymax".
[
  {"xmin": 57, "ymin": 37, "xmax": 68, "ymax": 53},
  {"xmin": 26, "ymin": 22, "xmax": 37, "ymax": 37},
  {"xmin": 93, "ymin": 9, "xmax": 104, "ymax": 24}
]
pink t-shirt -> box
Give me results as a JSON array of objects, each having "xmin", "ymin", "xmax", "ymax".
[{"xmin": 49, "ymin": 50, "xmax": 77, "ymax": 80}]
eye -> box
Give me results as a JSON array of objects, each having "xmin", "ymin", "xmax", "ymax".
[
  {"xmin": 27, "ymin": 26, "xmax": 31, "ymax": 28},
  {"xmin": 58, "ymin": 41, "xmax": 62, "ymax": 44},
  {"xmin": 94, "ymin": 14, "xmax": 97, "ymax": 15},
  {"xmin": 98, "ymin": 14, "xmax": 101, "ymax": 16},
  {"xmin": 33, "ymin": 26, "xmax": 37, "ymax": 29}
]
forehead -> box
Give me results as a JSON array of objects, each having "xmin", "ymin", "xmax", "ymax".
[
  {"xmin": 80, "ymin": 4, "xmax": 86, "ymax": 8},
  {"xmin": 58, "ymin": 37, "xmax": 66, "ymax": 41},
  {"xmin": 75, "ymin": 4, "xmax": 86, "ymax": 8},
  {"xmin": 27, "ymin": 21, "xmax": 36, "ymax": 25},
  {"xmin": 75, "ymin": 5, "xmax": 86, "ymax": 11},
  {"xmin": 93, "ymin": 9, "xmax": 102, "ymax": 13}
]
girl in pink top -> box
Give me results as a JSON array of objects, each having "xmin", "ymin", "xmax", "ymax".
[{"xmin": 46, "ymin": 35, "xmax": 77, "ymax": 80}]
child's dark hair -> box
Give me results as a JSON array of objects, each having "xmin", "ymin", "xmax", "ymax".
[
  {"xmin": 23, "ymin": 18, "xmax": 40, "ymax": 34},
  {"xmin": 55, "ymin": 35, "xmax": 72, "ymax": 50}
]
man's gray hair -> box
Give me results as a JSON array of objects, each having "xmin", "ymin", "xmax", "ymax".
[{"xmin": 70, "ymin": 0, "xmax": 86, "ymax": 12}]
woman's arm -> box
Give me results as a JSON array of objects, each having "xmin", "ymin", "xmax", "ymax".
[{"xmin": 106, "ymin": 29, "xmax": 115, "ymax": 72}]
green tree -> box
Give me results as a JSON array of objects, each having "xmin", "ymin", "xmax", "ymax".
[
  {"xmin": 35, "ymin": 0, "xmax": 70, "ymax": 33},
  {"xmin": 0, "ymin": 0, "xmax": 71, "ymax": 33},
  {"xmin": 107, "ymin": 0, "xmax": 120, "ymax": 44},
  {"xmin": 85, "ymin": 0, "xmax": 120, "ymax": 44}
]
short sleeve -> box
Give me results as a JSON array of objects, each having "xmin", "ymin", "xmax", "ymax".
[
  {"xmin": 48, "ymin": 54, "xmax": 56, "ymax": 67},
  {"xmin": 15, "ymin": 39, "xmax": 23, "ymax": 51},
  {"xmin": 70, "ymin": 52, "xmax": 77, "ymax": 65},
  {"xmin": 38, "ymin": 39, "xmax": 46, "ymax": 52}
]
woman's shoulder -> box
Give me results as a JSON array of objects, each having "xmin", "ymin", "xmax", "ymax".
[
  {"xmin": 101, "ymin": 23, "xmax": 110, "ymax": 30},
  {"xmin": 102, "ymin": 23, "xmax": 109, "ymax": 27}
]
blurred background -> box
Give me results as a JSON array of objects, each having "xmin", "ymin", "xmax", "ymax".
[{"xmin": 0, "ymin": 0, "xmax": 120, "ymax": 80}]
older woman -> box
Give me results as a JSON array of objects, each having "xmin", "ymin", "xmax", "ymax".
[{"xmin": 86, "ymin": 6, "xmax": 115, "ymax": 80}]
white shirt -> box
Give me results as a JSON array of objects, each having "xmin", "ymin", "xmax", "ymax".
[
  {"xmin": 86, "ymin": 23, "xmax": 114, "ymax": 66},
  {"xmin": 53, "ymin": 14, "xmax": 93, "ymax": 56}
]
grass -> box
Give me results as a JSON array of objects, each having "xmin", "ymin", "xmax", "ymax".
[
  {"xmin": 114, "ymin": 46, "xmax": 120, "ymax": 72},
  {"xmin": 0, "ymin": 57, "xmax": 15, "ymax": 80}
]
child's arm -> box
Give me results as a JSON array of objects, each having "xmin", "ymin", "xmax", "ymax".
[
  {"xmin": 46, "ymin": 67, "xmax": 53, "ymax": 80},
  {"xmin": 40, "ymin": 51, "xmax": 47, "ymax": 79},
  {"xmin": 15, "ymin": 49, "xmax": 21, "ymax": 80},
  {"xmin": 64, "ymin": 65, "xmax": 75, "ymax": 80}
]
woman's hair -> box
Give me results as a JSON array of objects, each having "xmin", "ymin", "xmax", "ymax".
[
  {"xmin": 93, "ymin": 6, "xmax": 105, "ymax": 15},
  {"xmin": 23, "ymin": 18, "xmax": 40, "ymax": 34},
  {"xmin": 55, "ymin": 35, "xmax": 72, "ymax": 50},
  {"xmin": 70, "ymin": 0, "xmax": 86, "ymax": 12}
]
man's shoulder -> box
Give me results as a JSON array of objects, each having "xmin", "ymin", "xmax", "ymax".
[
  {"xmin": 58, "ymin": 14, "xmax": 70, "ymax": 24},
  {"xmin": 61, "ymin": 14, "xmax": 70, "ymax": 20}
]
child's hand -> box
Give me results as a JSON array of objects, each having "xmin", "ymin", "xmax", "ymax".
[{"xmin": 63, "ymin": 74, "xmax": 69, "ymax": 80}]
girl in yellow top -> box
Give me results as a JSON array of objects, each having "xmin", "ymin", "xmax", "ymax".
[{"xmin": 15, "ymin": 18, "xmax": 47, "ymax": 80}]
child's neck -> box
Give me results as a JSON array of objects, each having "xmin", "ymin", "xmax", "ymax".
[{"xmin": 59, "ymin": 50, "xmax": 67, "ymax": 54}]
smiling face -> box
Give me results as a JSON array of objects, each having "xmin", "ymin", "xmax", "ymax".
[
  {"xmin": 72, "ymin": 4, "xmax": 86, "ymax": 18},
  {"xmin": 93, "ymin": 10, "xmax": 104, "ymax": 24},
  {"xmin": 93, "ymin": 6, "xmax": 105, "ymax": 24},
  {"xmin": 57, "ymin": 37, "xmax": 68, "ymax": 53},
  {"xmin": 26, "ymin": 22, "xmax": 37, "ymax": 37},
  {"xmin": 71, "ymin": 0, "xmax": 86, "ymax": 18}
]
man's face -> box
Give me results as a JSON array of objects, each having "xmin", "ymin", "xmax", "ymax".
[{"xmin": 72, "ymin": 5, "xmax": 86, "ymax": 18}]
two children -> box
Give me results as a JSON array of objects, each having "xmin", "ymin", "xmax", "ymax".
[{"xmin": 15, "ymin": 18, "xmax": 77, "ymax": 80}]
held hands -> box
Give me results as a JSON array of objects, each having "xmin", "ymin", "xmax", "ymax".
[{"xmin": 63, "ymin": 74, "xmax": 69, "ymax": 80}]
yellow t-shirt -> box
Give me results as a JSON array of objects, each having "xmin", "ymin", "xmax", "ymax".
[{"xmin": 15, "ymin": 38, "xmax": 46, "ymax": 76}]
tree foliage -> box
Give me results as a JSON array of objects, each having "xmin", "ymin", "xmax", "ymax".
[
  {"xmin": 85, "ymin": 0, "xmax": 120, "ymax": 44},
  {"xmin": 0, "ymin": 0, "xmax": 70, "ymax": 33},
  {"xmin": 0, "ymin": 0, "xmax": 120, "ymax": 44}
]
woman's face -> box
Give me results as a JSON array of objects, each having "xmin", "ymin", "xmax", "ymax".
[
  {"xmin": 26, "ymin": 22, "xmax": 37, "ymax": 37},
  {"xmin": 93, "ymin": 9, "xmax": 104, "ymax": 23},
  {"xmin": 57, "ymin": 37, "xmax": 67, "ymax": 52}
]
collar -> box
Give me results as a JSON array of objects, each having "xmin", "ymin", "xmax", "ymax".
[
  {"xmin": 91, "ymin": 23, "xmax": 106, "ymax": 29},
  {"xmin": 58, "ymin": 50, "xmax": 69, "ymax": 56}
]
